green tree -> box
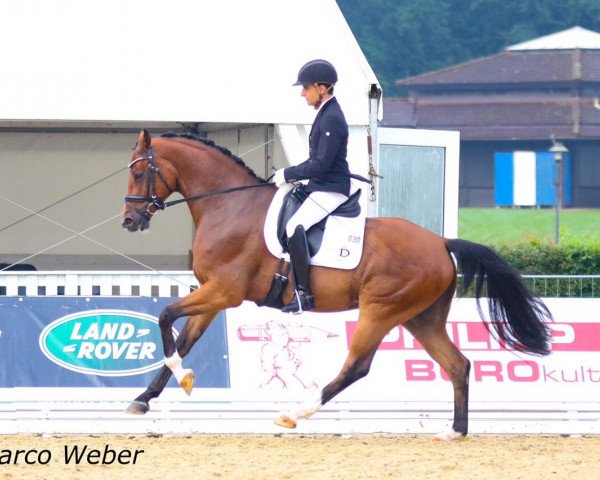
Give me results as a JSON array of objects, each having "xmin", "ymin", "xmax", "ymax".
[
  {"xmin": 337, "ymin": 0, "xmax": 600, "ymax": 96},
  {"xmin": 338, "ymin": 0, "xmax": 458, "ymax": 94}
]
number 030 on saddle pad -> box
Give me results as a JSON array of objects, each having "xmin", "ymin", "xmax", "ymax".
[{"xmin": 263, "ymin": 182, "xmax": 366, "ymax": 270}]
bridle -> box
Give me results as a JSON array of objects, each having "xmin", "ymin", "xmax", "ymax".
[
  {"xmin": 124, "ymin": 147, "xmax": 274, "ymax": 220},
  {"xmin": 124, "ymin": 147, "xmax": 174, "ymax": 220}
]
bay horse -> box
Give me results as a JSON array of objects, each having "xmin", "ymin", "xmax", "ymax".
[{"xmin": 121, "ymin": 130, "xmax": 552, "ymax": 440}]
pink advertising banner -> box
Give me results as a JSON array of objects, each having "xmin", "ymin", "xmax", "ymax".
[{"xmin": 225, "ymin": 298, "xmax": 600, "ymax": 404}]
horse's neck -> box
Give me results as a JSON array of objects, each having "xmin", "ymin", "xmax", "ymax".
[{"xmin": 167, "ymin": 143, "xmax": 272, "ymax": 228}]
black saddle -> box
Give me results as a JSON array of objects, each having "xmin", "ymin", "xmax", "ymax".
[{"xmin": 276, "ymin": 185, "xmax": 361, "ymax": 257}]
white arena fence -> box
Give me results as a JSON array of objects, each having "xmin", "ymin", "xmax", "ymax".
[
  {"xmin": 1, "ymin": 272, "xmax": 598, "ymax": 298},
  {"xmin": 0, "ymin": 271, "xmax": 599, "ymax": 436},
  {"xmin": 0, "ymin": 271, "xmax": 199, "ymax": 297}
]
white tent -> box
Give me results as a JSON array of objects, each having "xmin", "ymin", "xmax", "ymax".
[
  {"xmin": 0, "ymin": 0, "xmax": 382, "ymax": 270},
  {"xmin": 0, "ymin": 0, "xmax": 379, "ymax": 126}
]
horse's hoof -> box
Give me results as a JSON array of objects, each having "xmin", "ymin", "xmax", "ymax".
[
  {"xmin": 434, "ymin": 429, "xmax": 465, "ymax": 442},
  {"xmin": 124, "ymin": 400, "xmax": 150, "ymax": 415},
  {"xmin": 274, "ymin": 415, "xmax": 297, "ymax": 429},
  {"xmin": 179, "ymin": 369, "xmax": 195, "ymax": 395}
]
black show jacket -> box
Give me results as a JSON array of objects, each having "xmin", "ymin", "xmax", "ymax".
[{"xmin": 283, "ymin": 97, "xmax": 351, "ymax": 196}]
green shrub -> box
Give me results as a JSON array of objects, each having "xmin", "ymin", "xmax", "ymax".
[
  {"xmin": 493, "ymin": 238, "xmax": 600, "ymax": 275},
  {"xmin": 487, "ymin": 236, "xmax": 600, "ymax": 297}
]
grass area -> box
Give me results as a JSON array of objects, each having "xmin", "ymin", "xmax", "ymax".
[{"xmin": 458, "ymin": 208, "xmax": 600, "ymax": 245}]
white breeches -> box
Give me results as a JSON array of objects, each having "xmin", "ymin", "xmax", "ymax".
[{"xmin": 286, "ymin": 191, "xmax": 348, "ymax": 237}]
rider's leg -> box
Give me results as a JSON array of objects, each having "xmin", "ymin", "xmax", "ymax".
[
  {"xmin": 283, "ymin": 191, "xmax": 347, "ymax": 314},
  {"xmin": 285, "ymin": 191, "xmax": 348, "ymax": 238},
  {"xmin": 282, "ymin": 225, "xmax": 314, "ymax": 313}
]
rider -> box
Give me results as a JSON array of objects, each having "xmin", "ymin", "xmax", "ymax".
[{"xmin": 273, "ymin": 59, "xmax": 351, "ymax": 314}]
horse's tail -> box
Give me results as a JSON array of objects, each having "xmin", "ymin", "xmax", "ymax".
[{"xmin": 445, "ymin": 238, "xmax": 552, "ymax": 356}]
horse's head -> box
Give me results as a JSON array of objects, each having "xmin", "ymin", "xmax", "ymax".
[{"xmin": 122, "ymin": 130, "xmax": 177, "ymax": 232}]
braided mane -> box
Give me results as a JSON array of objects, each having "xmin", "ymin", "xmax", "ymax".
[{"xmin": 160, "ymin": 131, "xmax": 267, "ymax": 183}]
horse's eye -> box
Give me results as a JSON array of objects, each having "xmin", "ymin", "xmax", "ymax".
[{"xmin": 132, "ymin": 170, "xmax": 145, "ymax": 181}]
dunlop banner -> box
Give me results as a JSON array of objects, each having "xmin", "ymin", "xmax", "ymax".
[
  {"xmin": 224, "ymin": 298, "xmax": 600, "ymax": 403},
  {"xmin": 0, "ymin": 297, "xmax": 229, "ymax": 388}
]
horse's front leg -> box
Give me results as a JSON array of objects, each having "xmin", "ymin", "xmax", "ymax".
[
  {"xmin": 159, "ymin": 281, "xmax": 240, "ymax": 395},
  {"xmin": 125, "ymin": 312, "xmax": 217, "ymax": 414}
]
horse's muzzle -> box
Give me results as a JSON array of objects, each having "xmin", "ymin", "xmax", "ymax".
[{"xmin": 122, "ymin": 210, "xmax": 151, "ymax": 232}]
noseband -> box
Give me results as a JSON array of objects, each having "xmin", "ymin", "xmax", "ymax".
[{"xmin": 124, "ymin": 147, "xmax": 174, "ymax": 218}]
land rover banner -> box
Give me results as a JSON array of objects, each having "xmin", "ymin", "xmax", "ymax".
[{"xmin": 0, "ymin": 297, "xmax": 229, "ymax": 388}]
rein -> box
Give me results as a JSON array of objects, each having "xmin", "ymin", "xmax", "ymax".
[
  {"xmin": 124, "ymin": 144, "xmax": 369, "ymax": 217},
  {"xmin": 159, "ymin": 182, "xmax": 273, "ymax": 209},
  {"xmin": 124, "ymin": 148, "xmax": 273, "ymax": 216}
]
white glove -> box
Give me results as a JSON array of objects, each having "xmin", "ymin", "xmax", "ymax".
[{"xmin": 273, "ymin": 169, "xmax": 287, "ymax": 187}]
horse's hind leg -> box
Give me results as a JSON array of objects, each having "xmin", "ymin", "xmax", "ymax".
[
  {"xmin": 125, "ymin": 312, "xmax": 216, "ymax": 414},
  {"xmin": 275, "ymin": 308, "xmax": 391, "ymax": 428},
  {"xmin": 404, "ymin": 283, "xmax": 471, "ymax": 441}
]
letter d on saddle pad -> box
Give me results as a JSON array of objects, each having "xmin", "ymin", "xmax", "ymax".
[{"xmin": 39, "ymin": 310, "xmax": 173, "ymax": 376}]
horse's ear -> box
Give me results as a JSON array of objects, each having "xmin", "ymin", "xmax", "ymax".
[{"xmin": 139, "ymin": 129, "xmax": 152, "ymax": 150}]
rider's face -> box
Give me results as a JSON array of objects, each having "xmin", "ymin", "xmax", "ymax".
[{"xmin": 301, "ymin": 84, "xmax": 323, "ymax": 107}]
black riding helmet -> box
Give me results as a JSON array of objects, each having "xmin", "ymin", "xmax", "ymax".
[{"xmin": 293, "ymin": 59, "xmax": 338, "ymax": 86}]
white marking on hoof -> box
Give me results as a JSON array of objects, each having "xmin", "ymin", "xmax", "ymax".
[
  {"xmin": 294, "ymin": 397, "xmax": 322, "ymax": 420},
  {"xmin": 276, "ymin": 394, "xmax": 322, "ymax": 428},
  {"xmin": 165, "ymin": 351, "xmax": 187, "ymax": 384},
  {"xmin": 434, "ymin": 429, "xmax": 465, "ymax": 442}
]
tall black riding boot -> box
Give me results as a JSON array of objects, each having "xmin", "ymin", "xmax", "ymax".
[{"xmin": 281, "ymin": 225, "xmax": 315, "ymax": 314}]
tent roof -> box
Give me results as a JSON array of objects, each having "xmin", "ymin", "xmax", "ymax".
[
  {"xmin": 0, "ymin": 0, "xmax": 379, "ymax": 126},
  {"xmin": 507, "ymin": 26, "xmax": 600, "ymax": 51}
]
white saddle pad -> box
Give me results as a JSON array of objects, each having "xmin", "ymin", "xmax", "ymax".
[{"xmin": 263, "ymin": 182, "xmax": 366, "ymax": 270}]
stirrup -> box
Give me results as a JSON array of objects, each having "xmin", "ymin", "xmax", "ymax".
[{"xmin": 281, "ymin": 289, "xmax": 315, "ymax": 314}]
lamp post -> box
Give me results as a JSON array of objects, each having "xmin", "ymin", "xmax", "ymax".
[{"xmin": 549, "ymin": 140, "xmax": 569, "ymax": 244}]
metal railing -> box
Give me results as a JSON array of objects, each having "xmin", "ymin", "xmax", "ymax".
[
  {"xmin": 452, "ymin": 274, "xmax": 599, "ymax": 299},
  {"xmin": 522, "ymin": 275, "xmax": 599, "ymax": 298}
]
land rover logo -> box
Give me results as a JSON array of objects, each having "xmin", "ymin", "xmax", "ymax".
[{"xmin": 39, "ymin": 309, "xmax": 176, "ymax": 376}]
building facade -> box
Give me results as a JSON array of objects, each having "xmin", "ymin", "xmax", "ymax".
[{"xmin": 382, "ymin": 27, "xmax": 600, "ymax": 208}]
